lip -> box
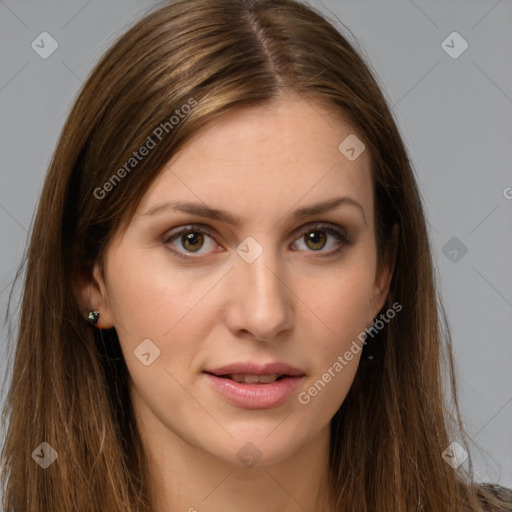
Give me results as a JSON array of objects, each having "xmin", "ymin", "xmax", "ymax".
[
  {"xmin": 205, "ymin": 361, "xmax": 304, "ymax": 377},
  {"xmin": 203, "ymin": 361, "xmax": 305, "ymax": 410}
]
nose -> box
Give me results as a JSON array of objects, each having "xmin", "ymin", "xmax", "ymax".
[{"xmin": 224, "ymin": 245, "xmax": 294, "ymax": 342}]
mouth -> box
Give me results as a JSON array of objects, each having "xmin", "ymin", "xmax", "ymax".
[
  {"xmin": 203, "ymin": 361, "xmax": 305, "ymax": 383},
  {"xmin": 204, "ymin": 372, "xmax": 289, "ymax": 384},
  {"xmin": 202, "ymin": 362, "xmax": 305, "ymax": 409}
]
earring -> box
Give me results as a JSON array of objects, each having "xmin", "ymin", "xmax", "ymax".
[{"xmin": 87, "ymin": 310, "xmax": 100, "ymax": 325}]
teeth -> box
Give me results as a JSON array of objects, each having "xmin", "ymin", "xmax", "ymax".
[{"xmin": 228, "ymin": 373, "xmax": 281, "ymax": 384}]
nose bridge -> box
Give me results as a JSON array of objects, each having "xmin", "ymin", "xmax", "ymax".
[{"xmin": 227, "ymin": 236, "xmax": 293, "ymax": 339}]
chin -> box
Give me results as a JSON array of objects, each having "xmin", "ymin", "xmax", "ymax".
[{"xmin": 203, "ymin": 425, "xmax": 313, "ymax": 469}]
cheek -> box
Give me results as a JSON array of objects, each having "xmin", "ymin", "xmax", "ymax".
[
  {"xmin": 292, "ymin": 243, "xmax": 377, "ymax": 391},
  {"xmin": 105, "ymin": 245, "xmax": 203, "ymax": 338},
  {"xmin": 292, "ymin": 265, "xmax": 374, "ymax": 422},
  {"xmin": 299, "ymin": 259, "xmax": 376, "ymax": 342},
  {"xmin": 106, "ymin": 256, "xmax": 174, "ymax": 338},
  {"xmin": 328, "ymin": 272, "xmax": 373, "ymax": 338},
  {"xmin": 104, "ymin": 246, "xmax": 223, "ymax": 376},
  {"xmin": 299, "ymin": 272, "xmax": 371, "ymax": 380},
  {"xmin": 104, "ymin": 249, "xmax": 209, "ymax": 415}
]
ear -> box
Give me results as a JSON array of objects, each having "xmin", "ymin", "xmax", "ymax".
[
  {"xmin": 370, "ymin": 223, "xmax": 399, "ymax": 318},
  {"xmin": 74, "ymin": 258, "xmax": 115, "ymax": 329}
]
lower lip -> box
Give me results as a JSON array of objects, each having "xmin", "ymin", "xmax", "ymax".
[{"xmin": 203, "ymin": 373, "xmax": 304, "ymax": 409}]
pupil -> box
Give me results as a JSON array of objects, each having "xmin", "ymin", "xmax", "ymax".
[
  {"xmin": 183, "ymin": 231, "xmax": 203, "ymax": 252},
  {"xmin": 306, "ymin": 230, "xmax": 326, "ymax": 250}
]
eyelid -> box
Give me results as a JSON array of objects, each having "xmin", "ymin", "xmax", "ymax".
[
  {"xmin": 162, "ymin": 221, "xmax": 352, "ymax": 260},
  {"xmin": 163, "ymin": 223, "xmax": 217, "ymax": 244},
  {"xmin": 290, "ymin": 221, "xmax": 348, "ymax": 239},
  {"xmin": 162, "ymin": 223, "xmax": 219, "ymax": 261}
]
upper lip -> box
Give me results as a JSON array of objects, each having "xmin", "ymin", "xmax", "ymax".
[{"xmin": 204, "ymin": 362, "xmax": 305, "ymax": 377}]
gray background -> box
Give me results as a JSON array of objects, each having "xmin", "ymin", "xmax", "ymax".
[{"xmin": 1, "ymin": 0, "xmax": 511, "ymax": 488}]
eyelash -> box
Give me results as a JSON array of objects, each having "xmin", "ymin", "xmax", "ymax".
[{"xmin": 162, "ymin": 222, "xmax": 352, "ymax": 261}]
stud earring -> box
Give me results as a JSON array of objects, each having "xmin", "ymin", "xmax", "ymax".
[{"xmin": 87, "ymin": 310, "xmax": 100, "ymax": 325}]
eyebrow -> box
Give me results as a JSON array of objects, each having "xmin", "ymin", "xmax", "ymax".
[{"xmin": 141, "ymin": 196, "xmax": 366, "ymax": 225}]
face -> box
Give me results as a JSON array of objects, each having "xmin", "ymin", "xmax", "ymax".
[{"xmin": 85, "ymin": 96, "xmax": 393, "ymax": 468}]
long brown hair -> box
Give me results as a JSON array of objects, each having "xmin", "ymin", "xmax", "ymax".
[{"xmin": 1, "ymin": 0, "xmax": 510, "ymax": 510}]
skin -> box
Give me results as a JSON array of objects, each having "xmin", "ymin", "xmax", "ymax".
[{"xmin": 80, "ymin": 95, "xmax": 397, "ymax": 512}]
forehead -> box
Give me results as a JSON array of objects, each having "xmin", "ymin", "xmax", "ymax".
[{"xmin": 136, "ymin": 96, "xmax": 373, "ymax": 226}]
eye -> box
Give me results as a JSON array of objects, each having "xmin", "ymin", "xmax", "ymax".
[
  {"xmin": 163, "ymin": 224, "xmax": 218, "ymax": 259},
  {"xmin": 291, "ymin": 223, "xmax": 350, "ymax": 255},
  {"xmin": 163, "ymin": 222, "xmax": 351, "ymax": 260}
]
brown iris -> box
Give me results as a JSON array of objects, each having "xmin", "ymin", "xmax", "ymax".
[
  {"xmin": 304, "ymin": 230, "xmax": 327, "ymax": 251},
  {"xmin": 181, "ymin": 231, "xmax": 204, "ymax": 252}
]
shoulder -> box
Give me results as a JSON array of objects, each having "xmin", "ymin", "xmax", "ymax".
[{"xmin": 476, "ymin": 483, "xmax": 512, "ymax": 511}]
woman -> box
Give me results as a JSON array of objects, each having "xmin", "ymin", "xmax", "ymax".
[{"xmin": 1, "ymin": 0, "xmax": 511, "ymax": 510}]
